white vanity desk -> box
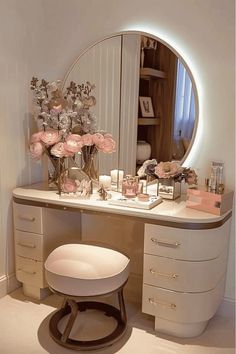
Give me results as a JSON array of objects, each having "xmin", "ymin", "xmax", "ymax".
[{"xmin": 13, "ymin": 183, "xmax": 232, "ymax": 338}]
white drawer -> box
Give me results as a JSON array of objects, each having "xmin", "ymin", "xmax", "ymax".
[
  {"xmin": 143, "ymin": 249, "xmax": 227, "ymax": 292},
  {"xmin": 15, "ymin": 255, "xmax": 46, "ymax": 288},
  {"xmin": 15, "ymin": 230, "xmax": 43, "ymax": 261},
  {"xmin": 144, "ymin": 221, "xmax": 230, "ymax": 261},
  {"xmin": 13, "ymin": 203, "xmax": 43, "ymax": 234},
  {"xmin": 142, "ymin": 278, "xmax": 224, "ymax": 323}
]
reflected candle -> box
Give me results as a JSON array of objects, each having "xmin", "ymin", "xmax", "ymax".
[
  {"xmin": 98, "ymin": 175, "xmax": 111, "ymax": 190},
  {"xmin": 110, "ymin": 169, "xmax": 124, "ymax": 190}
]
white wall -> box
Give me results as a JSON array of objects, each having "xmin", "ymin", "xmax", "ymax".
[{"xmin": 0, "ymin": 0, "xmax": 234, "ymax": 302}]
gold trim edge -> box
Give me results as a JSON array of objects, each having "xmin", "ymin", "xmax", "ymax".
[{"xmin": 12, "ymin": 197, "xmax": 232, "ymax": 230}]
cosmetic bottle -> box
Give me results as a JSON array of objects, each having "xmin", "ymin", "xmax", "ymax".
[
  {"xmin": 216, "ymin": 166, "xmax": 224, "ymax": 194},
  {"xmin": 209, "ymin": 166, "xmax": 217, "ymax": 192}
]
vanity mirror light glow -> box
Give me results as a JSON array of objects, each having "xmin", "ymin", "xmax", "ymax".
[{"xmin": 124, "ymin": 25, "xmax": 201, "ymax": 167}]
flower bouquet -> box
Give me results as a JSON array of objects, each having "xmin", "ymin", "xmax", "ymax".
[
  {"xmin": 29, "ymin": 78, "xmax": 116, "ymax": 196},
  {"xmin": 138, "ymin": 160, "xmax": 197, "ymax": 199},
  {"xmin": 154, "ymin": 161, "xmax": 198, "ymax": 185}
]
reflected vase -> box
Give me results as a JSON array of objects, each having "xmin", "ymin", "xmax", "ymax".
[
  {"xmin": 157, "ymin": 178, "xmax": 181, "ymax": 200},
  {"xmin": 47, "ymin": 156, "xmax": 66, "ymax": 191},
  {"xmin": 81, "ymin": 147, "xmax": 98, "ymax": 181}
]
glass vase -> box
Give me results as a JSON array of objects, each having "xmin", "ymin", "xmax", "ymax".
[
  {"xmin": 157, "ymin": 178, "xmax": 181, "ymax": 200},
  {"xmin": 59, "ymin": 157, "xmax": 92, "ymax": 198}
]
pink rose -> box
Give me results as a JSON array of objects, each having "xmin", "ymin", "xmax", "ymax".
[
  {"xmin": 51, "ymin": 142, "xmax": 73, "ymax": 158},
  {"xmin": 97, "ymin": 136, "xmax": 116, "ymax": 153},
  {"xmin": 103, "ymin": 133, "xmax": 113, "ymax": 139},
  {"xmin": 61, "ymin": 178, "xmax": 77, "ymax": 193},
  {"xmin": 92, "ymin": 133, "xmax": 104, "ymax": 146},
  {"xmin": 40, "ymin": 129, "xmax": 61, "ymax": 146},
  {"xmin": 185, "ymin": 170, "xmax": 198, "ymax": 185},
  {"xmin": 30, "ymin": 131, "xmax": 44, "ymax": 144},
  {"xmin": 155, "ymin": 161, "xmax": 181, "ymax": 178},
  {"xmin": 81, "ymin": 133, "xmax": 94, "ymax": 146},
  {"xmin": 64, "ymin": 134, "xmax": 83, "ymax": 153},
  {"xmin": 29, "ymin": 142, "xmax": 44, "ymax": 160}
]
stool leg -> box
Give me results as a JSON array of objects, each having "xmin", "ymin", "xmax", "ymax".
[
  {"xmin": 118, "ymin": 288, "xmax": 127, "ymax": 323},
  {"xmin": 61, "ymin": 296, "xmax": 68, "ymax": 309},
  {"xmin": 61, "ymin": 299, "xmax": 78, "ymax": 343}
]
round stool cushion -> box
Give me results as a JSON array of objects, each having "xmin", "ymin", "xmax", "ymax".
[{"xmin": 45, "ymin": 244, "xmax": 130, "ymax": 296}]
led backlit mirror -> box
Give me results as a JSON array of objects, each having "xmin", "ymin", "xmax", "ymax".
[{"xmin": 63, "ymin": 31, "xmax": 198, "ymax": 176}]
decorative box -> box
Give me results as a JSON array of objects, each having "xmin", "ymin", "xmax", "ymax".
[
  {"xmin": 186, "ymin": 188, "xmax": 234, "ymax": 215},
  {"xmin": 158, "ymin": 179, "xmax": 181, "ymax": 200}
]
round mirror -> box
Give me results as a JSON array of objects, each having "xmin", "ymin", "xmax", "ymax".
[{"xmin": 63, "ymin": 31, "xmax": 198, "ymax": 176}]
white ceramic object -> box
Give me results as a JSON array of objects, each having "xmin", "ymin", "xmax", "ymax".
[{"xmin": 136, "ymin": 140, "xmax": 151, "ymax": 163}]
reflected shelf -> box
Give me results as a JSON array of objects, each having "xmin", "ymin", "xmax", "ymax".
[
  {"xmin": 140, "ymin": 68, "xmax": 166, "ymax": 80},
  {"xmin": 138, "ymin": 118, "xmax": 160, "ymax": 126}
]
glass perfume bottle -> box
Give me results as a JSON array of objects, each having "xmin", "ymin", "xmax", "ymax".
[{"xmin": 122, "ymin": 175, "xmax": 139, "ymax": 198}]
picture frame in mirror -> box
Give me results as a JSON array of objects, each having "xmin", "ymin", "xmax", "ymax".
[{"xmin": 139, "ymin": 96, "xmax": 154, "ymax": 117}]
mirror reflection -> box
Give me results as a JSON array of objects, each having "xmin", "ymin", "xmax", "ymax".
[{"xmin": 63, "ymin": 32, "xmax": 197, "ymax": 176}]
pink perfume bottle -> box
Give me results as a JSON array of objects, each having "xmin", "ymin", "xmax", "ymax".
[{"xmin": 122, "ymin": 175, "xmax": 139, "ymax": 198}]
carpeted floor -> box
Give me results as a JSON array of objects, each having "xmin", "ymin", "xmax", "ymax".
[{"xmin": 0, "ymin": 288, "xmax": 234, "ymax": 354}]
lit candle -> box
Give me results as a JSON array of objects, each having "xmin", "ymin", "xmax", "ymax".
[{"xmin": 99, "ymin": 175, "xmax": 111, "ymax": 190}]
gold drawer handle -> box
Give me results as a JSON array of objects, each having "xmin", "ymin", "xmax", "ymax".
[
  {"xmin": 17, "ymin": 242, "xmax": 36, "ymax": 249},
  {"xmin": 18, "ymin": 215, "xmax": 35, "ymax": 222},
  {"xmin": 18, "ymin": 268, "xmax": 36, "ymax": 275},
  {"xmin": 149, "ymin": 268, "xmax": 178, "ymax": 279},
  {"xmin": 148, "ymin": 297, "xmax": 176, "ymax": 309},
  {"xmin": 151, "ymin": 238, "xmax": 180, "ymax": 248}
]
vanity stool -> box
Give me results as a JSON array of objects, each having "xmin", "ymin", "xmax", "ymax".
[{"xmin": 44, "ymin": 243, "xmax": 130, "ymax": 351}]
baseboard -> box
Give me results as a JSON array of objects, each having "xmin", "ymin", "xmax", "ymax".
[
  {"xmin": 0, "ymin": 273, "xmax": 21, "ymax": 298},
  {"xmin": 217, "ymin": 296, "xmax": 235, "ymax": 318},
  {"xmin": 0, "ymin": 275, "xmax": 7, "ymax": 298}
]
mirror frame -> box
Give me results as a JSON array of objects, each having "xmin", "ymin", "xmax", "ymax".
[{"xmin": 62, "ymin": 30, "xmax": 199, "ymax": 166}]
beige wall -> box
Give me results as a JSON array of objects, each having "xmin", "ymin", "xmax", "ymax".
[{"xmin": 0, "ymin": 0, "xmax": 234, "ymax": 302}]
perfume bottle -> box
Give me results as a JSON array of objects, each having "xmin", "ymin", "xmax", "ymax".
[
  {"xmin": 209, "ymin": 166, "xmax": 217, "ymax": 192},
  {"xmin": 122, "ymin": 175, "xmax": 139, "ymax": 198},
  {"xmin": 216, "ymin": 166, "xmax": 224, "ymax": 194}
]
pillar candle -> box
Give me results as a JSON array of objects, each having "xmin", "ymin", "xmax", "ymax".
[{"xmin": 99, "ymin": 175, "xmax": 111, "ymax": 190}]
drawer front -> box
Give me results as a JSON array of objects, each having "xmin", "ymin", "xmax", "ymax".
[
  {"xmin": 143, "ymin": 249, "xmax": 227, "ymax": 292},
  {"xmin": 15, "ymin": 256, "xmax": 46, "ymax": 288},
  {"xmin": 142, "ymin": 279, "xmax": 224, "ymax": 323},
  {"xmin": 15, "ymin": 230, "xmax": 43, "ymax": 261},
  {"xmin": 13, "ymin": 203, "xmax": 43, "ymax": 234},
  {"xmin": 144, "ymin": 221, "xmax": 230, "ymax": 261}
]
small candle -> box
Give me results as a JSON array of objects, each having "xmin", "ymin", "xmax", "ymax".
[{"xmin": 99, "ymin": 175, "xmax": 111, "ymax": 190}]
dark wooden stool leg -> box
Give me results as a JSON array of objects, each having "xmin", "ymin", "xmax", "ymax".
[
  {"xmin": 48, "ymin": 283, "xmax": 128, "ymax": 350},
  {"xmin": 118, "ymin": 288, "xmax": 127, "ymax": 323},
  {"xmin": 61, "ymin": 299, "xmax": 78, "ymax": 343}
]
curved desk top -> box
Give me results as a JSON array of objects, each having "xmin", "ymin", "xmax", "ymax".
[{"xmin": 13, "ymin": 183, "xmax": 231, "ymax": 230}]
